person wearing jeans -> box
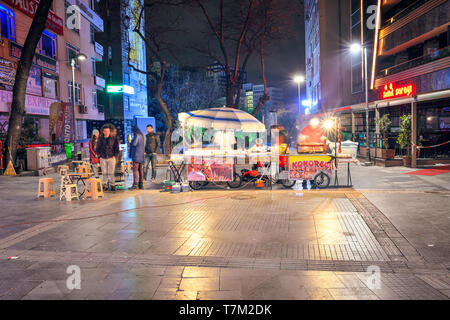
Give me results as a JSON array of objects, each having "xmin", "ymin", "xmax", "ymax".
[
  {"xmin": 129, "ymin": 126, "xmax": 145, "ymax": 190},
  {"xmin": 144, "ymin": 125, "xmax": 160, "ymax": 181},
  {"xmin": 96, "ymin": 125, "xmax": 120, "ymax": 191}
]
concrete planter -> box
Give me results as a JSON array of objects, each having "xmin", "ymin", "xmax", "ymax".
[{"xmin": 376, "ymin": 149, "xmax": 396, "ymax": 159}]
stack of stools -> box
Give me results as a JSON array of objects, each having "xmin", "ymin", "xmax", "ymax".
[
  {"xmin": 59, "ymin": 169, "xmax": 79, "ymax": 201},
  {"xmin": 85, "ymin": 178, "xmax": 104, "ymax": 200},
  {"xmin": 37, "ymin": 178, "xmax": 56, "ymax": 198}
]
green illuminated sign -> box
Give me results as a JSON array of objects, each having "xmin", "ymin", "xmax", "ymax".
[{"xmin": 106, "ymin": 85, "xmax": 135, "ymax": 94}]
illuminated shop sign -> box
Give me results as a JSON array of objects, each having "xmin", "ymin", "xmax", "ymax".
[
  {"xmin": 3, "ymin": 0, "xmax": 64, "ymax": 35},
  {"xmin": 381, "ymin": 82, "xmax": 415, "ymax": 100},
  {"xmin": 106, "ymin": 85, "xmax": 134, "ymax": 94}
]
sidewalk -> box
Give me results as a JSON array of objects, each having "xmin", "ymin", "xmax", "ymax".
[{"xmin": 0, "ymin": 164, "xmax": 448, "ymax": 300}]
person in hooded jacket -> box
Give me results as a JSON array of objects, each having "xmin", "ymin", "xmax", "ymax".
[{"xmin": 129, "ymin": 126, "xmax": 145, "ymax": 190}]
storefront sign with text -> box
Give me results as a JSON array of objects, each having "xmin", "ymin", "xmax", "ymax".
[
  {"xmin": 381, "ymin": 82, "xmax": 415, "ymax": 100},
  {"xmin": 3, "ymin": 0, "xmax": 63, "ymax": 35}
]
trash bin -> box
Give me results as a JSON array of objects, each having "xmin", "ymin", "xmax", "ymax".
[{"xmin": 65, "ymin": 143, "xmax": 72, "ymax": 159}]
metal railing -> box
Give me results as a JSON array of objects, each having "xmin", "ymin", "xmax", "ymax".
[
  {"xmin": 377, "ymin": 46, "xmax": 450, "ymax": 78},
  {"xmin": 381, "ymin": 0, "xmax": 430, "ymax": 28}
]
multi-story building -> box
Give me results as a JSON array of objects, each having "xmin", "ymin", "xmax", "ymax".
[
  {"xmin": 207, "ymin": 61, "xmax": 248, "ymax": 103},
  {"xmin": 0, "ymin": 0, "xmax": 105, "ymax": 147},
  {"xmin": 242, "ymin": 83, "xmax": 285, "ymax": 127},
  {"xmin": 305, "ymin": 0, "xmax": 450, "ymax": 167},
  {"xmin": 95, "ymin": 0, "xmax": 148, "ymax": 142}
]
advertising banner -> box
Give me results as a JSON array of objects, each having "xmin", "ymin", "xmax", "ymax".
[
  {"xmin": 0, "ymin": 89, "xmax": 56, "ymax": 115},
  {"xmin": 26, "ymin": 66, "xmax": 42, "ymax": 96},
  {"xmin": 0, "ymin": 58, "xmax": 16, "ymax": 86},
  {"xmin": 289, "ymin": 155, "xmax": 332, "ymax": 181},
  {"xmin": 187, "ymin": 159, "xmax": 233, "ymax": 182},
  {"xmin": 49, "ymin": 102, "xmax": 74, "ymax": 144},
  {"xmin": 10, "ymin": 42, "xmax": 57, "ymax": 73}
]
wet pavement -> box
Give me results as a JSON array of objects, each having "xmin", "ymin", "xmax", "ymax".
[{"xmin": 0, "ymin": 164, "xmax": 449, "ymax": 300}]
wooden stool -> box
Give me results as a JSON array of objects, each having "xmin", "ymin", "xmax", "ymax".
[
  {"xmin": 77, "ymin": 165, "xmax": 91, "ymax": 178},
  {"xmin": 37, "ymin": 178, "xmax": 56, "ymax": 198},
  {"xmin": 85, "ymin": 178, "xmax": 104, "ymax": 200},
  {"xmin": 60, "ymin": 184, "xmax": 79, "ymax": 201}
]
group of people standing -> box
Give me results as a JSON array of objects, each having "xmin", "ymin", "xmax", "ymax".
[{"xmin": 89, "ymin": 124, "xmax": 160, "ymax": 191}]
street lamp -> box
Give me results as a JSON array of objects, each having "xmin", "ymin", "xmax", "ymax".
[
  {"xmin": 294, "ymin": 75, "xmax": 305, "ymax": 115},
  {"xmin": 350, "ymin": 43, "xmax": 371, "ymax": 162},
  {"xmin": 71, "ymin": 53, "xmax": 87, "ymax": 159}
]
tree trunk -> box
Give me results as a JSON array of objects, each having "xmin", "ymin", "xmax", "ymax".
[
  {"xmin": 3, "ymin": 0, "xmax": 53, "ymax": 167},
  {"xmin": 155, "ymin": 62, "xmax": 174, "ymax": 155}
]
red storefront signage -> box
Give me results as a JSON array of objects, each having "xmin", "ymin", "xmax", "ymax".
[
  {"xmin": 381, "ymin": 82, "xmax": 415, "ymax": 100},
  {"xmin": 3, "ymin": 0, "xmax": 64, "ymax": 35}
]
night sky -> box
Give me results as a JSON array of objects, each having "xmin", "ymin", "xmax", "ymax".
[{"xmin": 156, "ymin": 1, "xmax": 306, "ymax": 105}]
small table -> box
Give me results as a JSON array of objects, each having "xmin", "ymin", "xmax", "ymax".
[{"xmin": 67, "ymin": 173, "xmax": 94, "ymax": 197}]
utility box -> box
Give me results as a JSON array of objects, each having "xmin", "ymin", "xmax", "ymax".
[{"xmin": 26, "ymin": 147, "xmax": 51, "ymax": 171}]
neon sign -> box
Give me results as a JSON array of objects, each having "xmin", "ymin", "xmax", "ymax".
[{"xmin": 381, "ymin": 82, "xmax": 415, "ymax": 99}]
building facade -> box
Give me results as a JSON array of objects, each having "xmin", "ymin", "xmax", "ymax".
[
  {"xmin": 0, "ymin": 0, "xmax": 105, "ymax": 148},
  {"xmin": 95, "ymin": 0, "xmax": 148, "ymax": 142},
  {"xmin": 305, "ymin": 0, "xmax": 450, "ymax": 167}
]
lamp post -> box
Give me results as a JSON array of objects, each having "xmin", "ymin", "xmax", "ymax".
[
  {"xmin": 70, "ymin": 53, "xmax": 87, "ymax": 159},
  {"xmin": 351, "ymin": 43, "xmax": 371, "ymax": 162},
  {"xmin": 294, "ymin": 75, "xmax": 305, "ymax": 115}
]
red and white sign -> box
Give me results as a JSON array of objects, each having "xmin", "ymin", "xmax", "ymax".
[
  {"xmin": 3, "ymin": 0, "xmax": 64, "ymax": 35},
  {"xmin": 0, "ymin": 89, "xmax": 57, "ymax": 116},
  {"xmin": 381, "ymin": 82, "xmax": 415, "ymax": 100}
]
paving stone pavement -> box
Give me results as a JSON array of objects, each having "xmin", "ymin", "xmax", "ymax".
[{"xmin": 0, "ymin": 164, "xmax": 449, "ymax": 300}]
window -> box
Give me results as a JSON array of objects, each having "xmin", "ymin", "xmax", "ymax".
[
  {"xmin": 91, "ymin": 58, "xmax": 97, "ymax": 76},
  {"xmin": 124, "ymin": 73, "xmax": 130, "ymax": 85},
  {"xmin": 92, "ymin": 90, "xmax": 98, "ymax": 108},
  {"xmin": 108, "ymin": 70, "xmax": 113, "ymax": 83},
  {"xmin": 68, "ymin": 81, "xmax": 81, "ymax": 104},
  {"xmin": 0, "ymin": 4, "xmax": 16, "ymax": 41},
  {"xmin": 90, "ymin": 24, "xmax": 95, "ymax": 44},
  {"xmin": 124, "ymin": 96, "xmax": 130, "ymax": 111},
  {"xmin": 43, "ymin": 73, "xmax": 58, "ymax": 99},
  {"xmin": 66, "ymin": 43, "xmax": 80, "ymax": 68},
  {"xmin": 39, "ymin": 30, "xmax": 57, "ymax": 59},
  {"xmin": 108, "ymin": 46, "xmax": 112, "ymax": 65}
]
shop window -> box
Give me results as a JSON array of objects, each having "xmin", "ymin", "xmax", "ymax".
[
  {"xmin": 92, "ymin": 90, "xmax": 98, "ymax": 108},
  {"xmin": 43, "ymin": 73, "xmax": 58, "ymax": 99},
  {"xmin": 91, "ymin": 58, "xmax": 97, "ymax": 76},
  {"xmin": 68, "ymin": 81, "xmax": 81, "ymax": 104},
  {"xmin": 0, "ymin": 4, "xmax": 16, "ymax": 41},
  {"xmin": 39, "ymin": 30, "xmax": 57, "ymax": 59}
]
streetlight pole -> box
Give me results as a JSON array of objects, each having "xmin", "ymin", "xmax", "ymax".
[
  {"xmin": 351, "ymin": 44, "xmax": 371, "ymax": 162},
  {"xmin": 294, "ymin": 75, "xmax": 305, "ymax": 115},
  {"xmin": 363, "ymin": 46, "xmax": 371, "ymax": 162},
  {"xmin": 70, "ymin": 53, "xmax": 87, "ymax": 160},
  {"xmin": 71, "ymin": 58, "xmax": 78, "ymax": 158}
]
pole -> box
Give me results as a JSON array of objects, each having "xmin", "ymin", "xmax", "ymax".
[
  {"xmin": 298, "ymin": 82, "xmax": 301, "ymax": 115},
  {"xmin": 364, "ymin": 47, "xmax": 371, "ymax": 162},
  {"xmin": 71, "ymin": 59, "xmax": 78, "ymax": 159}
]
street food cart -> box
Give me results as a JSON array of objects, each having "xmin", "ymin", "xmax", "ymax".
[{"xmin": 175, "ymin": 107, "xmax": 268, "ymax": 190}]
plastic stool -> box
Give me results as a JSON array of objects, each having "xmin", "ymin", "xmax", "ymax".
[
  {"xmin": 37, "ymin": 178, "xmax": 56, "ymax": 198},
  {"xmin": 77, "ymin": 165, "xmax": 91, "ymax": 178},
  {"xmin": 60, "ymin": 184, "xmax": 79, "ymax": 201},
  {"xmin": 85, "ymin": 178, "xmax": 104, "ymax": 199}
]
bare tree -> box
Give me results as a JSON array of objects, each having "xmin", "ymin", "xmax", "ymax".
[
  {"xmin": 122, "ymin": 0, "xmax": 187, "ymax": 155},
  {"xmin": 3, "ymin": 0, "xmax": 53, "ymax": 167}
]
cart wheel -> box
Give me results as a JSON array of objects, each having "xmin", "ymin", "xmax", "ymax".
[
  {"xmin": 281, "ymin": 179, "xmax": 295, "ymax": 189},
  {"xmin": 313, "ymin": 172, "xmax": 331, "ymax": 189},
  {"xmin": 189, "ymin": 181, "xmax": 208, "ymax": 190},
  {"xmin": 227, "ymin": 173, "xmax": 242, "ymax": 189}
]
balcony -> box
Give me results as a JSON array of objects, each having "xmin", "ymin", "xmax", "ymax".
[
  {"xmin": 378, "ymin": 46, "xmax": 450, "ymax": 78},
  {"xmin": 379, "ymin": 0, "xmax": 449, "ymax": 55}
]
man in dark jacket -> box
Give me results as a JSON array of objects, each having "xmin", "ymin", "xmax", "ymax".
[
  {"xmin": 96, "ymin": 124, "xmax": 120, "ymax": 191},
  {"xmin": 144, "ymin": 125, "xmax": 160, "ymax": 181},
  {"xmin": 129, "ymin": 126, "xmax": 145, "ymax": 190}
]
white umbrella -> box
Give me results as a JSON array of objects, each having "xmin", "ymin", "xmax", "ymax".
[{"xmin": 178, "ymin": 107, "xmax": 266, "ymax": 133}]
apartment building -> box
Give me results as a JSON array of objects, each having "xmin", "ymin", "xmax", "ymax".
[{"xmin": 0, "ymin": 0, "xmax": 105, "ymax": 147}]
